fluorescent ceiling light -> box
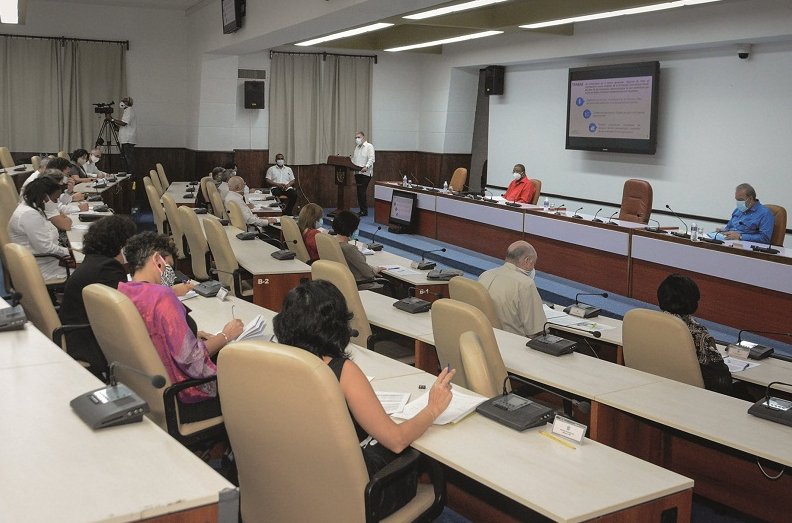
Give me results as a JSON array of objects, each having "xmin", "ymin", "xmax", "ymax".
[
  {"xmin": 520, "ymin": 0, "xmax": 721, "ymax": 29},
  {"xmin": 404, "ymin": 0, "xmax": 509, "ymax": 21},
  {"xmin": 295, "ymin": 22, "xmax": 394, "ymax": 47},
  {"xmin": 385, "ymin": 30, "xmax": 503, "ymax": 52},
  {"xmin": 0, "ymin": 0, "xmax": 19, "ymax": 24}
]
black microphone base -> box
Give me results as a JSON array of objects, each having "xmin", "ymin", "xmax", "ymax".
[
  {"xmin": 70, "ymin": 383, "xmax": 149, "ymax": 430},
  {"xmin": 271, "ymin": 249, "xmax": 297, "ymax": 260},
  {"xmin": 476, "ymin": 394, "xmax": 555, "ymax": 431},
  {"xmin": 591, "ymin": 218, "xmax": 603, "ymax": 223},
  {"xmin": 393, "ymin": 297, "xmax": 432, "ymax": 314},
  {"xmin": 416, "ymin": 261, "xmax": 436, "ymax": 270},
  {"xmin": 644, "ymin": 227, "xmax": 668, "ymax": 234},
  {"xmin": 526, "ymin": 335, "xmax": 577, "ymax": 357},
  {"xmin": 367, "ymin": 242, "xmax": 384, "ymax": 251},
  {"xmin": 572, "ymin": 214, "xmax": 583, "ymax": 219},
  {"xmin": 504, "ymin": 201, "xmax": 521, "ymax": 207},
  {"xmin": 751, "ymin": 245, "xmax": 780, "ymax": 255},
  {"xmin": 670, "ymin": 232, "xmax": 690, "ymax": 238},
  {"xmin": 564, "ymin": 304, "xmax": 601, "ymax": 319},
  {"xmin": 699, "ymin": 237, "xmax": 724, "ymax": 245},
  {"xmin": 748, "ymin": 397, "xmax": 792, "ymax": 428}
]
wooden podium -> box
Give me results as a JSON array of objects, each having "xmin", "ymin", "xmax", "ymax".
[{"xmin": 326, "ymin": 155, "xmax": 362, "ymax": 216}]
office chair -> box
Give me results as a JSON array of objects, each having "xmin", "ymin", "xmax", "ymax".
[
  {"xmin": 448, "ymin": 276, "xmax": 502, "ymax": 330},
  {"xmin": 0, "ymin": 174, "xmax": 19, "ymax": 274},
  {"xmin": 315, "ymin": 233, "xmax": 391, "ymax": 293},
  {"xmin": 226, "ymin": 199, "xmax": 248, "ymax": 231},
  {"xmin": 161, "ymin": 194, "xmax": 186, "ymax": 260},
  {"xmin": 311, "ymin": 260, "xmax": 373, "ymax": 347},
  {"xmin": 179, "ymin": 206, "xmax": 213, "ymax": 281},
  {"xmin": 217, "ymin": 341, "xmax": 445, "ymax": 523},
  {"xmin": 618, "ymin": 179, "xmax": 653, "ymax": 224},
  {"xmin": 765, "ymin": 204, "xmax": 787, "ymax": 246},
  {"xmin": 147, "ymin": 169, "xmax": 164, "ymax": 196},
  {"xmin": 623, "ymin": 309, "xmax": 704, "ymax": 388},
  {"xmin": 449, "ymin": 167, "xmax": 468, "ymax": 192},
  {"xmin": 83, "ymin": 283, "xmax": 226, "ymax": 448},
  {"xmin": 145, "ymin": 182, "xmax": 168, "ymax": 236},
  {"xmin": 31, "ymin": 155, "xmax": 40, "ymax": 171},
  {"xmin": 431, "ymin": 298, "xmax": 506, "ymax": 389},
  {"xmin": 529, "ymin": 179, "xmax": 542, "ymax": 205},
  {"xmin": 0, "ymin": 147, "xmax": 16, "ymax": 169},
  {"xmin": 207, "ymin": 183, "xmax": 227, "ymax": 220},
  {"xmin": 57, "ymin": 151, "xmax": 69, "ymax": 159},
  {"xmin": 280, "ymin": 216, "xmax": 311, "ymax": 263},
  {"xmin": 155, "ymin": 162, "xmax": 170, "ymax": 190},
  {"xmin": 459, "ymin": 331, "xmax": 505, "ymax": 398},
  {"xmin": 203, "ymin": 218, "xmax": 253, "ymax": 301},
  {"xmin": 199, "ymin": 175, "xmax": 212, "ymax": 207}
]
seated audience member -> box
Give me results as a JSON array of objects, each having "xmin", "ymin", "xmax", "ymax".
[
  {"xmin": 479, "ymin": 240, "xmax": 546, "ymax": 337},
  {"xmin": 297, "ymin": 203, "xmax": 324, "ymax": 262},
  {"xmin": 657, "ymin": 274, "xmax": 732, "ymax": 394},
  {"xmin": 217, "ymin": 168, "xmax": 232, "ymax": 200},
  {"xmin": 7, "ymin": 177, "xmax": 71, "ymax": 281},
  {"xmin": 118, "ymin": 232, "xmax": 244, "ymax": 421},
  {"xmin": 224, "ymin": 175, "xmax": 278, "ymax": 229},
  {"xmin": 60, "ymin": 215, "xmax": 137, "ymax": 378},
  {"xmin": 20, "ymin": 157, "xmax": 50, "ymax": 194},
  {"xmin": 502, "ymin": 164, "xmax": 536, "ymax": 204},
  {"xmin": 194, "ymin": 166, "xmax": 223, "ymax": 209},
  {"xmin": 273, "ymin": 280, "xmax": 455, "ymax": 517},
  {"xmin": 83, "ymin": 148, "xmax": 108, "ymax": 177},
  {"xmin": 70, "ymin": 149, "xmax": 94, "ymax": 182},
  {"xmin": 265, "ymin": 153, "xmax": 297, "ymax": 215},
  {"xmin": 716, "ymin": 183, "xmax": 774, "ymax": 243},
  {"xmin": 47, "ymin": 157, "xmax": 86, "ymax": 203},
  {"xmin": 332, "ymin": 210, "xmax": 382, "ymax": 287},
  {"xmin": 41, "ymin": 171, "xmax": 88, "ymax": 232}
]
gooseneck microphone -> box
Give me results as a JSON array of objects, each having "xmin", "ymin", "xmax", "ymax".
[
  {"xmin": 644, "ymin": 218, "xmax": 667, "ymax": 234},
  {"xmin": 572, "ymin": 207, "xmax": 583, "ymax": 219},
  {"xmin": 607, "ymin": 211, "xmax": 619, "ymax": 224},
  {"xmin": 416, "ymin": 247, "xmax": 446, "ymax": 270},
  {"xmin": 564, "ymin": 292, "xmax": 608, "ymax": 318},
  {"xmin": 539, "ymin": 321, "xmax": 602, "ymax": 339},
  {"xmin": 423, "ymin": 177, "xmax": 438, "ymax": 192},
  {"xmin": 367, "ymin": 226, "xmax": 384, "ymax": 251},
  {"xmin": 737, "ymin": 329, "xmax": 792, "ymax": 343},
  {"xmin": 592, "ymin": 208, "xmax": 604, "ymax": 223},
  {"xmin": 108, "ymin": 362, "xmax": 166, "ymax": 389},
  {"xmin": 575, "ymin": 292, "xmax": 608, "ymax": 304},
  {"xmin": 665, "ymin": 204, "xmax": 690, "ymax": 238},
  {"xmin": 502, "ymin": 375, "xmax": 591, "ymax": 415}
]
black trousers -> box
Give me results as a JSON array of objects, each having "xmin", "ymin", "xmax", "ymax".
[
  {"xmin": 271, "ymin": 186, "xmax": 297, "ymax": 215},
  {"xmin": 121, "ymin": 142, "xmax": 136, "ymax": 176},
  {"xmin": 355, "ymin": 172, "xmax": 371, "ymax": 213}
]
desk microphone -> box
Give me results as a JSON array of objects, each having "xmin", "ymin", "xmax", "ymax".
[
  {"xmin": 423, "ymin": 177, "xmax": 438, "ymax": 192},
  {"xmin": 484, "ymin": 189, "xmax": 495, "ymax": 201},
  {"xmin": 733, "ymin": 329, "xmax": 792, "ymax": 360},
  {"xmin": 572, "ymin": 207, "xmax": 583, "ymax": 219},
  {"xmin": 565, "ymin": 292, "xmax": 608, "ymax": 318},
  {"xmin": 108, "ymin": 361, "xmax": 166, "ymax": 388},
  {"xmin": 644, "ymin": 218, "xmax": 667, "ymax": 233},
  {"xmin": 503, "ymin": 375, "xmax": 591, "ymax": 414},
  {"xmin": 367, "ymin": 226, "xmax": 384, "ymax": 251},
  {"xmin": 665, "ymin": 204, "xmax": 690, "ymax": 238},
  {"xmin": 591, "ymin": 208, "xmax": 604, "ymax": 223},
  {"xmin": 751, "ymin": 240, "xmax": 781, "ymax": 255},
  {"xmin": 607, "ymin": 211, "xmax": 619, "ymax": 224},
  {"xmin": 747, "ymin": 380, "xmax": 792, "ymax": 427},
  {"xmin": 416, "ymin": 247, "xmax": 446, "ymax": 270},
  {"xmin": 554, "ymin": 203, "xmax": 566, "ymax": 215}
]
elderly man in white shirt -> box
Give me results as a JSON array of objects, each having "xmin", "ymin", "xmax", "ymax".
[
  {"xmin": 84, "ymin": 148, "xmax": 108, "ymax": 177},
  {"xmin": 351, "ymin": 130, "xmax": 375, "ymax": 217},
  {"xmin": 224, "ymin": 176, "xmax": 279, "ymax": 230},
  {"xmin": 20, "ymin": 157, "xmax": 50, "ymax": 193},
  {"xmin": 265, "ymin": 153, "xmax": 297, "ymax": 216},
  {"xmin": 107, "ymin": 96, "xmax": 136, "ymax": 176}
]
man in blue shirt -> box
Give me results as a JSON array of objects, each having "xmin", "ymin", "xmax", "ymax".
[{"xmin": 717, "ymin": 183, "xmax": 775, "ymax": 243}]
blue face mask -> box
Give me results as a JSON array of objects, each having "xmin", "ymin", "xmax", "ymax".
[
  {"xmin": 351, "ymin": 228, "xmax": 359, "ymax": 240},
  {"xmin": 735, "ymin": 200, "xmax": 748, "ymax": 212}
]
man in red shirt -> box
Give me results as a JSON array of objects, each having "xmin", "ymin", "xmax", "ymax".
[{"xmin": 503, "ymin": 164, "xmax": 535, "ymax": 204}]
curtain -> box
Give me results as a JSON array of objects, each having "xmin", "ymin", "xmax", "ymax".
[
  {"xmin": 0, "ymin": 36, "xmax": 127, "ymax": 153},
  {"xmin": 269, "ymin": 53, "xmax": 373, "ymax": 165}
]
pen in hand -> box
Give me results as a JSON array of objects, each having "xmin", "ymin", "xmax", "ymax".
[{"xmin": 231, "ymin": 303, "xmax": 235, "ymax": 320}]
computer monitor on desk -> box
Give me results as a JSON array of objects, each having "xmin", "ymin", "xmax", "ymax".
[{"xmin": 389, "ymin": 190, "xmax": 417, "ymax": 234}]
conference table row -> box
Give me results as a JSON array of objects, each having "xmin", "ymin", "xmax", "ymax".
[{"xmin": 374, "ymin": 182, "xmax": 792, "ymax": 342}]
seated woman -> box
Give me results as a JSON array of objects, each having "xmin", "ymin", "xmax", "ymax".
[
  {"xmin": 60, "ymin": 215, "xmax": 137, "ymax": 378},
  {"xmin": 657, "ymin": 274, "xmax": 732, "ymax": 394},
  {"xmin": 297, "ymin": 203, "xmax": 324, "ymax": 262},
  {"xmin": 118, "ymin": 232, "xmax": 244, "ymax": 421},
  {"xmin": 273, "ymin": 280, "xmax": 455, "ymax": 516},
  {"xmin": 332, "ymin": 210, "xmax": 383, "ymax": 288},
  {"xmin": 7, "ymin": 177, "xmax": 70, "ymax": 282},
  {"xmin": 70, "ymin": 149, "xmax": 94, "ymax": 183}
]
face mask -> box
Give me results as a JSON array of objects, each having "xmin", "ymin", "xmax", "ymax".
[
  {"xmin": 276, "ymin": 159, "xmax": 284, "ymax": 167},
  {"xmin": 44, "ymin": 199, "xmax": 59, "ymax": 214},
  {"xmin": 512, "ymin": 172, "xmax": 522, "ymax": 180},
  {"xmin": 735, "ymin": 200, "xmax": 748, "ymax": 212},
  {"xmin": 519, "ymin": 267, "xmax": 536, "ymax": 279},
  {"xmin": 156, "ymin": 255, "xmax": 176, "ymax": 287},
  {"xmin": 120, "ymin": 249, "xmax": 128, "ymax": 265},
  {"xmin": 90, "ymin": 154, "xmax": 100, "ymax": 163},
  {"xmin": 351, "ymin": 228, "xmax": 359, "ymax": 240},
  {"xmin": 78, "ymin": 158, "xmax": 87, "ymax": 165},
  {"xmin": 315, "ymin": 219, "xmax": 323, "ymax": 229},
  {"xmin": 119, "ymin": 102, "xmax": 127, "ymax": 109},
  {"xmin": 355, "ymin": 138, "xmax": 362, "ymax": 146}
]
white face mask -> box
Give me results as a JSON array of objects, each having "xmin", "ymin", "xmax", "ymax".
[
  {"xmin": 119, "ymin": 102, "xmax": 127, "ymax": 109},
  {"xmin": 355, "ymin": 137, "xmax": 363, "ymax": 146},
  {"xmin": 735, "ymin": 199, "xmax": 748, "ymax": 212},
  {"xmin": 315, "ymin": 219, "xmax": 323, "ymax": 229},
  {"xmin": 90, "ymin": 154, "xmax": 100, "ymax": 163},
  {"xmin": 519, "ymin": 267, "xmax": 536, "ymax": 279},
  {"xmin": 512, "ymin": 172, "xmax": 522, "ymax": 180},
  {"xmin": 276, "ymin": 159, "xmax": 284, "ymax": 167}
]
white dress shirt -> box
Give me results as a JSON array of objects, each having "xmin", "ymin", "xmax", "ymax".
[
  {"xmin": 265, "ymin": 165, "xmax": 295, "ymax": 186},
  {"xmin": 351, "ymin": 141, "xmax": 375, "ymax": 177},
  {"xmin": 119, "ymin": 106, "xmax": 137, "ymax": 144},
  {"xmin": 84, "ymin": 160, "xmax": 105, "ymax": 176},
  {"xmin": 478, "ymin": 262, "xmax": 547, "ymax": 337},
  {"xmin": 218, "ymin": 182, "xmax": 229, "ymax": 200},
  {"xmin": 224, "ymin": 190, "xmax": 269, "ymax": 228},
  {"xmin": 7, "ymin": 203, "xmax": 69, "ymax": 281}
]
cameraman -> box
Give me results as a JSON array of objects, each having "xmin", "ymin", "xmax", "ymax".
[{"xmin": 107, "ymin": 96, "xmax": 136, "ymax": 176}]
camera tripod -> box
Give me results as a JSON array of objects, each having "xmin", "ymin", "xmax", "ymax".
[{"xmin": 95, "ymin": 114, "xmax": 122, "ymax": 173}]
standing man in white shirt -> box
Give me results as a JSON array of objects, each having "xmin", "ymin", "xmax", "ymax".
[
  {"xmin": 107, "ymin": 96, "xmax": 136, "ymax": 176},
  {"xmin": 224, "ymin": 176, "xmax": 279, "ymax": 230},
  {"xmin": 351, "ymin": 130, "xmax": 375, "ymax": 217},
  {"xmin": 265, "ymin": 153, "xmax": 297, "ymax": 216}
]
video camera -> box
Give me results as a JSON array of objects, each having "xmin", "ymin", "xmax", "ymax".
[{"xmin": 93, "ymin": 101, "xmax": 115, "ymax": 115}]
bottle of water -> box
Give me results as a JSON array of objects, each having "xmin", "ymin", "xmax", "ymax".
[
  {"xmin": 690, "ymin": 222, "xmax": 699, "ymax": 241},
  {"xmin": 443, "ymin": 181, "xmax": 449, "ymax": 193},
  {"xmin": 243, "ymin": 184, "xmax": 250, "ymax": 203},
  {"xmin": 402, "ymin": 175, "xmax": 408, "ymax": 187},
  {"xmin": 543, "ymin": 197, "xmax": 549, "ymax": 211}
]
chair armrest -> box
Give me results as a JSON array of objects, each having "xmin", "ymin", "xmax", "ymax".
[
  {"xmin": 34, "ymin": 253, "xmax": 72, "ymax": 277},
  {"xmin": 232, "ymin": 267, "xmax": 252, "ymax": 301},
  {"xmin": 52, "ymin": 323, "xmax": 92, "ymax": 348},
  {"xmin": 163, "ymin": 376, "xmax": 219, "ymax": 438}
]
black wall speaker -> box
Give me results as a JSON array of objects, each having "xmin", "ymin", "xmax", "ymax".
[
  {"xmin": 244, "ymin": 81, "xmax": 265, "ymax": 109},
  {"xmin": 484, "ymin": 66, "xmax": 505, "ymax": 96}
]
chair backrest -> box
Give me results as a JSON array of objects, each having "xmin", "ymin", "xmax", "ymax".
[
  {"xmin": 31, "ymin": 155, "xmax": 41, "ymax": 171},
  {"xmin": 0, "ymin": 174, "xmax": 17, "ymax": 269},
  {"xmin": 207, "ymin": 183, "xmax": 227, "ymax": 219},
  {"xmin": 449, "ymin": 167, "xmax": 468, "ymax": 192},
  {"xmin": 448, "ymin": 276, "xmax": 502, "ymax": 330},
  {"xmin": 622, "ymin": 308, "xmax": 705, "ymax": 388},
  {"xmin": 83, "ymin": 283, "xmax": 172, "ymax": 429},
  {"xmin": 280, "ymin": 216, "xmax": 311, "ymax": 263},
  {"xmin": 203, "ymin": 218, "xmax": 239, "ymax": 294},
  {"xmin": 459, "ymin": 331, "xmax": 503, "ymax": 397},
  {"xmin": 57, "ymin": 151, "xmax": 69, "ymax": 159},
  {"xmin": 765, "ymin": 204, "xmax": 787, "ymax": 246},
  {"xmin": 226, "ymin": 200, "xmax": 247, "ymax": 231},
  {"xmin": 529, "ymin": 179, "xmax": 542, "ymax": 205},
  {"xmin": 431, "ymin": 298, "xmax": 506, "ymax": 389},
  {"xmin": 199, "ymin": 176, "xmax": 212, "ymax": 204},
  {"xmin": 618, "ymin": 179, "xmax": 653, "ymax": 224},
  {"xmin": 155, "ymin": 163, "xmax": 169, "ymax": 189},
  {"xmin": 0, "ymin": 147, "xmax": 16, "ymax": 169},
  {"xmin": 145, "ymin": 183, "xmax": 167, "ymax": 235},
  {"xmin": 315, "ymin": 233, "xmax": 347, "ymax": 265},
  {"xmin": 217, "ymin": 342, "xmax": 369, "ymax": 522},
  {"xmin": 148, "ymin": 169, "xmax": 164, "ymax": 196},
  {"xmin": 311, "ymin": 260, "xmax": 371, "ymax": 346},
  {"xmin": 3, "ymin": 243, "xmax": 62, "ymax": 344},
  {"xmin": 161, "ymin": 194, "xmax": 185, "ymax": 259},
  {"xmin": 179, "ymin": 206, "xmax": 211, "ymax": 280}
]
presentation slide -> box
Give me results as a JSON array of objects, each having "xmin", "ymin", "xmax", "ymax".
[
  {"xmin": 390, "ymin": 196, "xmax": 413, "ymax": 221},
  {"xmin": 568, "ymin": 76, "xmax": 653, "ymax": 140}
]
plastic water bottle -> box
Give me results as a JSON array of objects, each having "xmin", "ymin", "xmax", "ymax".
[
  {"xmin": 243, "ymin": 184, "xmax": 250, "ymax": 203},
  {"xmin": 402, "ymin": 175, "xmax": 408, "ymax": 187},
  {"xmin": 543, "ymin": 197, "xmax": 549, "ymax": 211},
  {"xmin": 690, "ymin": 222, "xmax": 699, "ymax": 241},
  {"xmin": 443, "ymin": 181, "xmax": 449, "ymax": 193}
]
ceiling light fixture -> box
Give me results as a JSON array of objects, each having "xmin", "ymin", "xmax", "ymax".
[
  {"xmin": 404, "ymin": 0, "xmax": 509, "ymax": 21},
  {"xmin": 0, "ymin": 0, "xmax": 19, "ymax": 24},
  {"xmin": 519, "ymin": 0, "xmax": 721, "ymax": 29},
  {"xmin": 385, "ymin": 30, "xmax": 503, "ymax": 52},
  {"xmin": 295, "ymin": 22, "xmax": 394, "ymax": 47}
]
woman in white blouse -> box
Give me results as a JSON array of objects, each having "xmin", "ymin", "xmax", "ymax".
[{"xmin": 7, "ymin": 176, "xmax": 70, "ymax": 282}]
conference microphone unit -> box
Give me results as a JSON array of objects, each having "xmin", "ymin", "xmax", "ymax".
[
  {"xmin": 665, "ymin": 204, "xmax": 690, "ymax": 238},
  {"xmin": 572, "ymin": 207, "xmax": 584, "ymax": 219},
  {"xmin": 257, "ymin": 233, "xmax": 298, "ymax": 260},
  {"xmin": 367, "ymin": 226, "xmax": 384, "ymax": 251},
  {"xmin": 748, "ymin": 381, "xmax": 792, "ymax": 428},
  {"xmin": 591, "ymin": 208, "xmax": 604, "ymax": 223},
  {"xmin": 564, "ymin": 292, "xmax": 609, "ymax": 318},
  {"xmin": 700, "ymin": 234, "xmax": 724, "ymax": 245},
  {"xmin": 606, "ymin": 211, "xmax": 620, "ymax": 225},
  {"xmin": 423, "ymin": 177, "xmax": 439, "ymax": 192},
  {"xmin": 393, "ymin": 286, "xmax": 434, "ymax": 313},
  {"xmin": 732, "ymin": 329, "xmax": 792, "ymax": 359},
  {"xmin": 554, "ymin": 203, "xmax": 566, "ymax": 215},
  {"xmin": 644, "ymin": 218, "xmax": 668, "ymax": 234},
  {"xmin": 526, "ymin": 322, "xmax": 577, "ymax": 356},
  {"xmin": 506, "ymin": 375, "xmax": 591, "ymax": 414},
  {"xmin": 751, "ymin": 241, "xmax": 781, "ymax": 255},
  {"xmin": 416, "ymin": 247, "xmax": 446, "ymax": 270}
]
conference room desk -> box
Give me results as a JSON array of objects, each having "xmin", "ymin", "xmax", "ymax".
[
  {"xmin": 222, "ymin": 225, "xmax": 311, "ymax": 311},
  {"xmin": 162, "ymin": 180, "xmax": 199, "ymax": 206},
  {"xmin": 3, "ymin": 163, "xmax": 35, "ymax": 191},
  {"xmin": 367, "ymin": 248, "xmax": 451, "ymax": 299},
  {"xmin": 73, "ymin": 175, "xmax": 134, "ymax": 214}
]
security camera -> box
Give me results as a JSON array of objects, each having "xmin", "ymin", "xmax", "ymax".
[{"xmin": 737, "ymin": 44, "xmax": 751, "ymax": 60}]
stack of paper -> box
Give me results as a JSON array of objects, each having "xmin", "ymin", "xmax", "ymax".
[
  {"xmin": 376, "ymin": 391, "xmax": 410, "ymax": 415},
  {"xmin": 178, "ymin": 290, "xmax": 198, "ymax": 302},
  {"xmin": 237, "ymin": 314, "xmax": 267, "ymax": 341},
  {"xmin": 723, "ymin": 356, "xmax": 760, "ymax": 373},
  {"xmin": 393, "ymin": 390, "xmax": 485, "ymax": 425}
]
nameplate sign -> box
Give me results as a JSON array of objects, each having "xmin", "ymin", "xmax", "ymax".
[{"xmin": 552, "ymin": 415, "xmax": 586, "ymax": 444}]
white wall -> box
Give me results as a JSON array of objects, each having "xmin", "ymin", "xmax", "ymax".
[{"xmin": 8, "ymin": 0, "xmax": 189, "ymax": 148}]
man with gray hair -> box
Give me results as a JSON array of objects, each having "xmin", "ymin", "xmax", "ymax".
[
  {"xmin": 224, "ymin": 175, "xmax": 278, "ymax": 229},
  {"xmin": 478, "ymin": 240, "xmax": 546, "ymax": 337},
  {"xmin": 716, "ymin": 182, "xmax": 774, "ymax": 243}
]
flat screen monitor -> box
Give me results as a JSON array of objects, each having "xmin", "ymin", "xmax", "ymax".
[
  {"xmin": 222, "ymin": 0, "xmax": 243, "ymax": 34},
  {"xmin": 566, "ymin": 61, "xmax": 660, "ymax": 155},
  {"xmin": 389, "ymin": 190, "xmax": 417, "ymax": 228}
]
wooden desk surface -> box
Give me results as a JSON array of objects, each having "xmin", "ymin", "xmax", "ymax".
[
  {"xmin": 367, "ymin": 249, "xmax": 451, "ymax": 287},
  {"xmin": 163, "ymin": 180, "xmax": 200, "ymax": 206},
  {"xmin": 223, "ymin": 226, "xmax": 310, "ymax": 275},
  {"xmin": 359, "ymin": 290, "xmax": 434, "ymax": 339}
]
